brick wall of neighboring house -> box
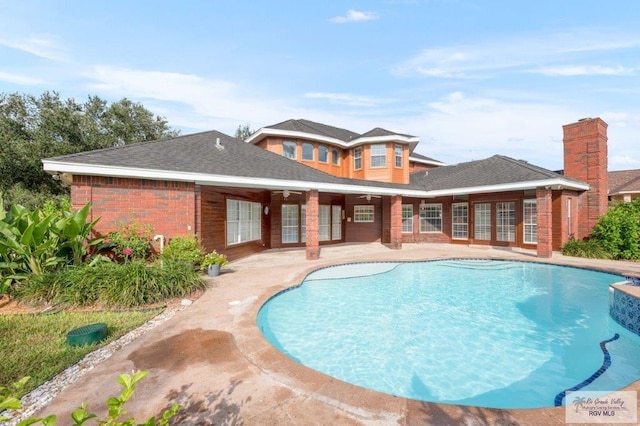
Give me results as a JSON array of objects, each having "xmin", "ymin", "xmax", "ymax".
[
  {"xmin": 563, "ymin": 117, "xmax": 608, "ymax": 239},
  {"xmin": 71, "ymin": 176, "xmax": 196, "ymax": 244}
]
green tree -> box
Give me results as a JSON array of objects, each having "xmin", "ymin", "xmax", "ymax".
[
  {"xmin": 234, "ymin": 123, "xmax": 254, "ymax": 141},
  {"xmin": 0, "ymin": 92, "xmax": 179, "ymax": 209}
]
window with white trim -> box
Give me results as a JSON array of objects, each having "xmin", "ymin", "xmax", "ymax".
[
  {"xmin": 319, "ymin": 205, "xmax": 331, "ymax": 241},
  {"xmin": 567, "ymin": 197, "xmax": 572, "ymax": 237},
  {"xmin": 395, "ymin": 144, "xmax": 403, "ymax": 168},
  {"xmin": 302, "ymin": 143, "xmax": 314, "ymax": 161},
  {"xmin": 332, "ymin": 148, "xmax": 340, "ymax": 165},
  {"xmin": 318, "ymin": 145, "xmax": 328, "ymax": 163},
  {"xmin": 282, "ymin": 141, "xmax": 296, "ymax": 159},
  {"xmin": 370, "ymin": 144, "xmax": 386, "ymax": 167},
  {"xmin": 420, "ymin": 203, "xmax": 442, "ymax": 233},
  {"xmin": 451, "ymin": 203, "xmax": 468, "ymax": 240},
  {"xmin": 227, "ymin": 199, "xmax": 262, "ymax": 245},
  {"xmin": 332, "ymin": 205, "xmax": 342, "ymax": 240},
  {"xmin": 354, "ymin": 205, "xmax": 374, "ymax": 222},
  {"xmin": 496, "ymin": 202, "xmax": 515, "ymax": 242},
  {"xmin": 282, "ymin": 204, "xmax": 299, "ymax": 243},
  {"xmin": 474, "ymin": 203, "xmax": 491, "ymax": 240},
  {"xmin": 523, "ymin": 199, "xmax": 537, "ymax": 244},
  {"xmin": 353, "ymin": 147, "xmax": 362, "ymax": 170},
  {"xmin": 402, "ymin": 204, "xmax": 413, "ymax": 233},
  {"xmin": 300, "ymin": 204, "xmax": 306, "ymax": 243}
]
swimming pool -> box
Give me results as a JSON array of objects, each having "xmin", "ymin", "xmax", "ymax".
[{"xmin": 257, "ymin": 259, "xmax": 640, "ymax": 409}]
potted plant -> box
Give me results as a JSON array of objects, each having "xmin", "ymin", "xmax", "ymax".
[{"xmin": 201, "ymin": 250, "xmax": 228, "ymax": 277}]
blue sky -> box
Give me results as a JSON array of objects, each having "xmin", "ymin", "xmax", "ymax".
[{"xmin": 1, "ymin": 1, "xmax": 639, "ymax": 171}]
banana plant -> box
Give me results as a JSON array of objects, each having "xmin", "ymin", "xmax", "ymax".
[{"xmin": 54, "ymin": 203, "xmax": 101, "ymax": 265}]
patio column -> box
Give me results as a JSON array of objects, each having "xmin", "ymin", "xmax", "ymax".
[
  {"xmin": 305, "ymin": 189, "xmax": 320, "ymax": 260},
  {"xmin": 536, "ymin": 187, "xmax": 553, "ymax": 258},
  {"xmin": 390, "ymin": 195, "xmax": 403, "ymax": 250}
]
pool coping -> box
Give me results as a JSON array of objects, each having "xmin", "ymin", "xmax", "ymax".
[{"xmin": 234, "ymin": 254, "xmax": 640, "ymax": 424}]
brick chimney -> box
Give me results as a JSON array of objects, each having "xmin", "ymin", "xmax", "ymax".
[{"xmin": 562, "ymin": 117, "xmax": 608, "ymax": 239}]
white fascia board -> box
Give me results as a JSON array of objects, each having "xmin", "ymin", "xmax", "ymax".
[
  {"xmin": 409, "ymin": 156, "xmax": 446, "ymax": 166},
  {"xmin": 350, "ymin": 135, "xmax": 419, "ymax": 145},
  {"xmin": 611, "ymin": 190, "xmax": 640, "ymax": 195},
  {"xmin": 422, "ymin": 178, "xmax": 589, "ymax": 198},
  {"xmin": 246, "ymin": 128, "xmax": 418, "ymax": 148},
  {"xmin": 42, "ymin": 160, "xmax": 427, "ymax": 197}
]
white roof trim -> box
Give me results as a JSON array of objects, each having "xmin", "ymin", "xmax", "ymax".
[
  {"xmin": 610, "ymin": 190, "xmax": 640, "ymax": 195},
  {"xmin": 43, "ymin": 161, "xmax": 589, "ymax": 198},
  {"xmin": 246, "ymin": 128, "xmax": 418, "ymax": 148},
  {"xmin": 422, "ymin": 178, "xmax": 589, "ymax": 197},
  {"xmin": 409, "ymin": 155, "xmax": 446, "ymax": 166}
]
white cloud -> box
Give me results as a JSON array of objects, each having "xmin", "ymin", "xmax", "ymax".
[
  {"xmin": 610, "ymin": 155, "xmax": 640, "ymax": 169},
  {"xmin": 304, "ymin": 92, "xmax": 392, "ymax": 107},
  {"xmin": 0, "ymin": 71, "xmax": 46, "ymax": 85},
  {"xmin": 0, "ymin": 35, "xmax": 67, "ymax": 61},
  {"xmin": 529, "ymin": 65, "xmax": 634, "ymax": 76},
  {"xmin": 330, "ymin": 9, "xmax": 378, "ymax": 24},
  {"xmin": 393, "ymin": 29, "xmax": 640, "ymax": 79}
]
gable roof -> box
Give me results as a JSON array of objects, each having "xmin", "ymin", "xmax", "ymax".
[
  {"xmin": 609, "ymin": 169, "xmax": 640, "ymax": 195},
  {"xmin": 43, "ymin": 130, "xmax": 589, "ymax": 197},
  {"xmin": 410, "ymin": 155, "xmax": 588, "ymax": 195},
  {"xmin": 265, "ymin": 119, "xmax": 359, "ymax": 142},
  {"xmin": 409, "ymin": 152, "xmax": 446, "ymax": 166}
]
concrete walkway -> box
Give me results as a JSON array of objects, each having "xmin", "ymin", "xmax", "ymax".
[{"xmin": 34, "ymin": 244, "xmax": 640, "ymax": 425}]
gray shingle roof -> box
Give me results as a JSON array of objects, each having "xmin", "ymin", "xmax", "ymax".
[
  {"xmin": 409, "ymin": 152, "xmax": 443, "ymax": 164},
  {"xmin": 265, "ymin": 119, "xmax": 359, "ymax": 141},
  {"xmin": 359, "ymin": 127, "xmax": 415, "ymax": 139},
  {"xmin": 609, "ymin": 169, "xmax": 640, "ymax": 194},
  {"xmin": 410, "ymin": 155, "xmax": 585, "ymax": 191}
]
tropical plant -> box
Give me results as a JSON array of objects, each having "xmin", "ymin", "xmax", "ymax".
[{"xmin": 201, "ymin": 250, "xmax": 228, "ymax": 269}]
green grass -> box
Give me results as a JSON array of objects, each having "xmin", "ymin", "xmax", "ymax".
[{"xmin": 0, "ymin": 309, "xmax": 161, "ymax": 397}]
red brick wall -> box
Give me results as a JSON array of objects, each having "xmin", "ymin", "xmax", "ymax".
[
  {"xmin": 305, "ymin": 190, "xmax": 320, "ymax": 259},
  {"xmin": 72, "ymin": 176, "xmax": 196, "ymax": 240},
  {"xmin": 345, "ymin": 195, "xmax": 382, "ymax": 242},
  {"xmin": 536, "ymin": 188, "xmax": 553, "ymax": 258},
  {"xmin": 389, "ymin": 195, "xmax": 403, "ymax": 249},
  {"xmin": 399, "ymin": 197, "xmax": 451, "ymax": 244},
  {"xmin": 563, "ymin": 118, "xmax": 608, "ymax": 239}
]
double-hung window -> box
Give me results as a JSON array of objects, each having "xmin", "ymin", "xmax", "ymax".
[
  {"xmin": 353, "ymin": 147, "xmax": 362, "ymax": 170},
  {"xmin": 227, "ymin": 200, "xmax": 261, "ymax": 245},
  {"xmin": 420, "ymin": 203, "xmax": 442, "ymax": 233},
  {"xmin": 496, "ymin": 202, "xmax": 516, "ymax": 242},
  {"xmin": 370, "ymin": 144, "xmax": 386, "ymax": 167},
  {"xmin": 395, "ymin": 145, "xmax": 403, "ymax": 167},
  {"xmin": 451, "ymin": 203, "xmax": 468, "ymax": 240},
  {"xmin": 402, "ymin": 204, "xmax": 413, "ymax": 233},
  {"xmin": 523, "ymin": 200, "xmax": 537, "ymax": 244},
  {"xmin": 282, "ymin": 141, "xmax": 296, "ymax": 159}
]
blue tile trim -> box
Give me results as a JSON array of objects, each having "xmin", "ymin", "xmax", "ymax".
[
  {"xmin": 624, "ymin": 276, "xmax": 640, "ymax": 286},
  {"xmin": 610, "ymin": 288, "xmax": 640, "ymax": 336},
  {"xmin": 553, "ymin": 333, "xmax": 620, "ymax": 406}
]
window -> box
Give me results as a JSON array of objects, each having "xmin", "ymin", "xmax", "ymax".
[
  {"xmin": 302, "ymin": 143, "xmax": 314, "ymax": 161},
  {"xmin": 332, "ymin": 148, "xmax": 340, "ymax": 165},
  {"xmin": 281, "ymin": 204, "xmax": 299, "ymax": 243},
  {"xmin": 395, "ymin": 145, "xmax": 403, "ymax": 168},
  {"xmin": 474, "ymin": 203, "xmax": 491, "ymax": 240},
  {"xmin": 496, "ymin": 202, "xmax": 515, "ymax": 242},
  {"xmin": 354, "ymin": 205, "xmax": 374, "ymax": 222},
  {"xmin": 452, "ymin": 203, "xmax": 468, "ymax": 240},
  {"xmin": 523, "ymin": 200, "xmax": 537, "ymax": 244},
  {"xmin": 300, "ymin": 204, "xmax": 306, "ymax": 243},
  {"xmin": 283, "ymin": 141, "xmax": 296, "ymax": 159},
  {"xmin": 319, "ymin": 205, "xmax": 331, "ymax": 241},
  {"xmin": 567, "ymin": 197, "xmax": 572, "ymax": 237},
  {"xmin": 370, "ymin": 144, "xmax": 386, "ymax": 167},
  {"xmin": 402, "ymin": 204, "xmax": 413, "ymax": 233},
  {"xmin": 318, "ymin": 145, "xmax": 329, "ymax": 163},
  {"xmin": 353, "ymin": 147, "xmax": 362, "ymax": 170},
  {"xmin": 227, "ymin": 200, "xmax": 261, "ymax": 245},
  {"xmin": 332, "ymin": 205, "xmax": 342, "ymax": 240},
  {"xmin": 420, "ymin": 203, "xmax": 442, "ymax": 233}
]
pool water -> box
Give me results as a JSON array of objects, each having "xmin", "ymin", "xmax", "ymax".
[{"xmin": 257, "ymin": 260, "xmax": 640, "ymax": 408}]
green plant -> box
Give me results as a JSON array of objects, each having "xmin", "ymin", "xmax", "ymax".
[
  {"xmin": 562, "ymin": 238, "xmax": 612, "ymax": 259},
  {"xmin": 591, "ymin": 198, "xmax": 640, "ymax": 260},
  {"xmin": 161, "ymin": 234, "xmax": 204, "ymax": 266},
  {"xmin": 201, "ymin": 250, "xmax": 228, "ymax": 268},
  {"xmin": 0, "ymin": 371, "xmax": 179, "ymax": 425},
  {"xmin": 107, "ymin": 223, "xmax": 154, "ymax": 261}
]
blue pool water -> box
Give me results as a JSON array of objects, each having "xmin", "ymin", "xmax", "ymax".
[{"xmin": 257, "ymin": 260, "xmax": 640, "ymax": 408}]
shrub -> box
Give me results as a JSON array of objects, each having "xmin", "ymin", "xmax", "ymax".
[
  {"xmin": 161, "ymin": 234, "xmax": 204, "ymax": 266},
  {"xmin": 106, "ymin": 222, "xmax": 154, "ymax": 261},
  {"xmin": 591, "ymin": 199, "xmax": 640, "ymax": 260},
  {"xmin": 15, "ymin": 260, "xmax": 206, "ymax": 308},
  {"xmin": 562, "ymin": 238, "xmax": 612, "ymax": 259},
  {"xmin": 201, "ymin": 250, "xmax": 228, "ymax": 268}
]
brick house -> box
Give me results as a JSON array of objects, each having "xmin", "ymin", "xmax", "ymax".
[
  {"xmin": 42, "ymin": 117, "xmax": 609, "ymax": 261},
  {"xmin": 609, "ymin": 169, "xmax": 640, "ymax": 203}
]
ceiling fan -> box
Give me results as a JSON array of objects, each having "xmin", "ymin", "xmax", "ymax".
[
  {"xmin": 272, "ymin": 190, "xmax": 302, "ymax": 199},
  {"xmin": 357, "ymin": 194, "xmax": 382, "ymax": 202}
]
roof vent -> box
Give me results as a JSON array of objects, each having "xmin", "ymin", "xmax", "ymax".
[
  {"xmin": 215, "ymin": 137, "xmax": 224, "ymax": 151},
  {"xmin": 424, "ymin": 170, "xmax": 429, "ymax": 177}
]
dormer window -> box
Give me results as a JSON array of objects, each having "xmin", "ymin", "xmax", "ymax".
[
  {"xmin": 371, "ymin": 144, "xmax": 386, "ymax": 167},
  {"xmin": 283, "ymin": 141, "xmax": 296, "ymax": 159},
  {"xmin": 318, "ymin": 145, "xmax": 328, "ymax": 163},
  {"xmin": 302, "ymin": 143, "xmax": 314, "ymax": 161}
]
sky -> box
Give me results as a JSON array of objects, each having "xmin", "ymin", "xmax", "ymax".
[{"xmin": 1, "ymin": 0, "xmax": 639, "ymax": 171}]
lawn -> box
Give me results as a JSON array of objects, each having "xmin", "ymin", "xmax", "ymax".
[{"xmin": 0, "ymin": 309, "xmax": 161, "ymax": 396}]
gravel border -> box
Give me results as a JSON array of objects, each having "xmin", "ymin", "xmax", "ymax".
[{"xmin": 4, "ymin": 302, "xmax": 190, "ymax": 424}]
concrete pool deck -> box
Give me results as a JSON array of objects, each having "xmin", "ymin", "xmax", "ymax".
[{"xmin": 34, "ymin": 243, "xmax": 640, "ymax": 425}]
